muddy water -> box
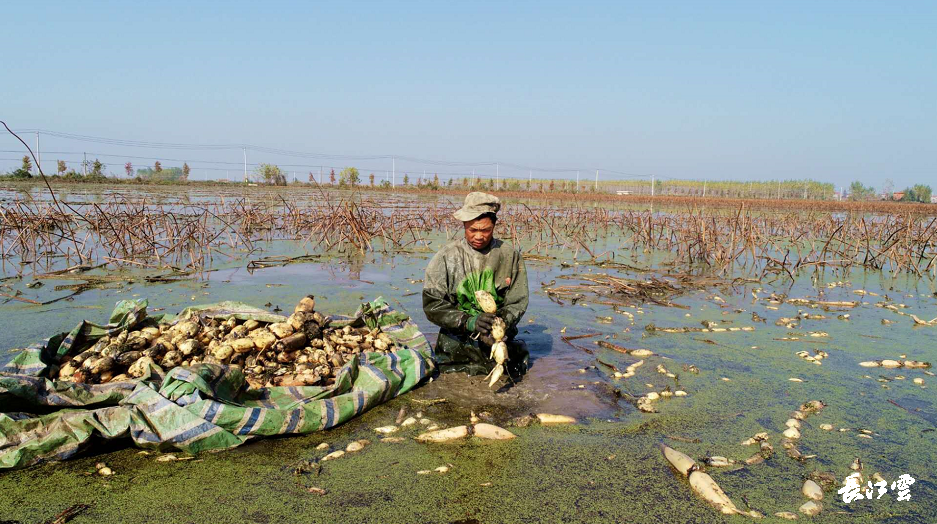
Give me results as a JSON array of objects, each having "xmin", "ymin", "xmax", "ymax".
[{"xmin": 1, "ymin": 193, "xmax": 937, "ymax": 522}]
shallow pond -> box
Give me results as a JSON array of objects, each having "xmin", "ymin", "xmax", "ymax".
[{"xmin": 1, "ymin": 188, "xmax": 936, "ymax": 523}]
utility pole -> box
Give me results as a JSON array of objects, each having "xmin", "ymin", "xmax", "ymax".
[
  {"xmin": 36, "ymin": 131, "xmax": 40, "ymax": 174},
  {"xmin": 703, "ymin": 179, "xmax": 707, "ymax": 198},
  {"xmin": 83, "ymin": 152, "xmax": 87, "ymax": 176},
  {"xmin": 319, "ymin": 166, "xmax": 322, "ymax": 184},
  {"xmin": 529, "ymin": 170, "xmax": 532, "ymax": 188},
  {"xmin": 777, "ymin": 180, "xmax": 781, "ymax": 200},
  {"xmin": 594, "ymin": 169, "xmax": 598, "ymax": 191},
  {"xmin": 651, "ymin": 174, "xmax": 655, "ymax": 196},
  {"xmin": 496, "ymin": 163, "xmax": 500, "ymax": 190},
  {"xmin": 242, "ymin": 148, "xmax": 247, "ymax": 182},
  {"xmin": 803, "ymin": 181, "xmax": 808, "ymax": 200},
  {"xmin": 392, "ymin": 157, "xmax": 396, "ymax": 188}
]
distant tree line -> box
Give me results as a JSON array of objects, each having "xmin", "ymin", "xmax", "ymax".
[
  {"xmin": 135, "ymin": 161, "xmax": 189, "ymax": 183},
  {"xmin": 1, "ymin": 157, "xmax": 933, "ymax": 202},
  {"xmin": 849, "ymin": 179, "xmax": 932, "ymax": 203}
]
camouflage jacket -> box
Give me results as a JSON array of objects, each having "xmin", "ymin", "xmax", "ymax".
[{"xmin": 422, "ymin": 236, "xmax": 528, "ymax": 336}]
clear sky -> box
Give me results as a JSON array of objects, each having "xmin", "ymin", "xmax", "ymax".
[{"xmin": 2, "ymin": 1, "xmax": 935, "ymax": 189}]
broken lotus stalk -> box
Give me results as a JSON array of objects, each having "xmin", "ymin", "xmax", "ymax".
[{"xmin": 475, "ymin": 290, "xmax": 508, "ymax": 388}]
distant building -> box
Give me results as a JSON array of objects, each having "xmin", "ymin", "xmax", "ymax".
[
  {"xmin": 893, "ymin": 192, "xmax": 905, "ymax": 201},
  {"xmin": 931, "ymin": 195, "xmax": 937, "ymax": 204}
]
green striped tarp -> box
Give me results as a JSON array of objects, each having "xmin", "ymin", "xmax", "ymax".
[{"xmin": 0, "ymin": 297, "xmax": 435, "ymax": 469}]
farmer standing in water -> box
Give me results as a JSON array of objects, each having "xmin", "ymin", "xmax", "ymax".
[{"xmin": 422, "ymin": 192, "xmax": 529, "ymax": 378}]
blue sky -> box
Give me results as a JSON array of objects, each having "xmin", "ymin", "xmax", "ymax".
[{"xmin": 2, "ymin": 1, "xmax": 935, "ymax": 189}]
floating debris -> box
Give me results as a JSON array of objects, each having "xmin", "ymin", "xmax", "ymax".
[
  {"xmin": 473, "ymin": 423, "xmax": 516, "ymax": 440},
  {"xmin": 596, "ymin": 340, "xmax": 654, "ymax": 358},
  {"xmin": 536, "ymin": 413, "xmax": 577, "ymax": 425},
  {"xmin": 799, "ymin": 501, "xmax": 822, "ymax": 516},
  {"xmin": 787, "ymin": 299, "xmax": 857, "ymax": 308},
  {"xmin": 345, "ymin": 439, "xmax": 370, "ymax": 453},
  {"xmin": 741, "ymin": 433, "xmax": 769, "ymax": 446},
  {"xmin": 292, "ymin": 460, "xmax": 321, "ymax": 476},
  {"xmin": 702, "ymin": 456, "xmax": 735, "ymax": 468},
  {"xmin": 395, "ymin": 407, "xmax": 407, "ymax": 424},
  {"xmin": 322, "ymin": 450, "xmax": 345, "ymax": 461},
  {"xmin": 799, "ymin": 400, "xmax": 825, "ymax": 414},
  {"xmin": 802, "ymin": 479, "xmax": 823, "ymax": 501},
  {"xmin": 646, "ymin": 324, "xmax": 755, "ymax": 334},
  {"xmin": 660, "ymin": 444, "xmax": 757, "ymax": 517},
  {"xmin": 656, "ymin": 364, "xmax": 677, "ymax": 379},
  {"xmin": 415, "ymin": 426, "xmax": 469, "ymax": 443},
  {"xmin": 795, "ymin": 349, "xmax": 827, "ymax": 365},
  {"xmin": 910, "ymin": 314, "xmax": 937, "ymax": 326},
  {"xmin": 859, "ymin": 359, "xmax": 931, "ymax": 369},
  {"xmin": 809, "ymin": 471, "xmax": 838, "ymax": 491}
]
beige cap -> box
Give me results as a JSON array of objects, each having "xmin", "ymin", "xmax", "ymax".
[{"xmin": 453, "ymin": 192, "xmax": 501, "ymax": 222}]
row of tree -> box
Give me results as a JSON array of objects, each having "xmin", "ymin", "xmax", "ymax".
[
  {"xmin": 2, "ymin": 156, "xmax": 195, "ymax": 183},
  {"xmin": 305, "ymin": 168, "xmax": 450, "ymax": 189},
  {"xmin": 849, "ymin": 180, "xmax": 932, "ymax": 203},
  {"xmin": 2, "ymin": 157, "xmax": 932, "ymax": 202},
  {"xmin": 136, "ymin": 161, "xmax": 190, "ymax": 182}
]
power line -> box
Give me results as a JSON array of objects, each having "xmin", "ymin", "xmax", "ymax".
[{"xmin": 2, "ymin": 127, "xmax": 657, "ymax": 179}]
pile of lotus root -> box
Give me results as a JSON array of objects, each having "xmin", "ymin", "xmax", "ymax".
[{"xmin": 56, "ymin": 296, "xmax": 396, "ymax": 388}]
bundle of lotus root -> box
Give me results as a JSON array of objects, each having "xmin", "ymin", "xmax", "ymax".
[
  {"xmin": 56, "ymin": 295, "xmax": 396, "ymax": 389},
  {"xmin": 475, "ymin": 290, "xmax": 508, "ymax": 387}
]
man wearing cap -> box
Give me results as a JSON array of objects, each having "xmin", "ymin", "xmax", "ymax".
[{"xmin": 422, "ymin": 192, "xmax": 529, "ymax": 378}]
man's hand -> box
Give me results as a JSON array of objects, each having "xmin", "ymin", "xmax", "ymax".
[
  {"xmin": 474, "ymin": 313, "xmax": 497, "ymax": 334},
  {"xmin": 477, "ymin": 333, "xmax": 496, "ymax": 347}
]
